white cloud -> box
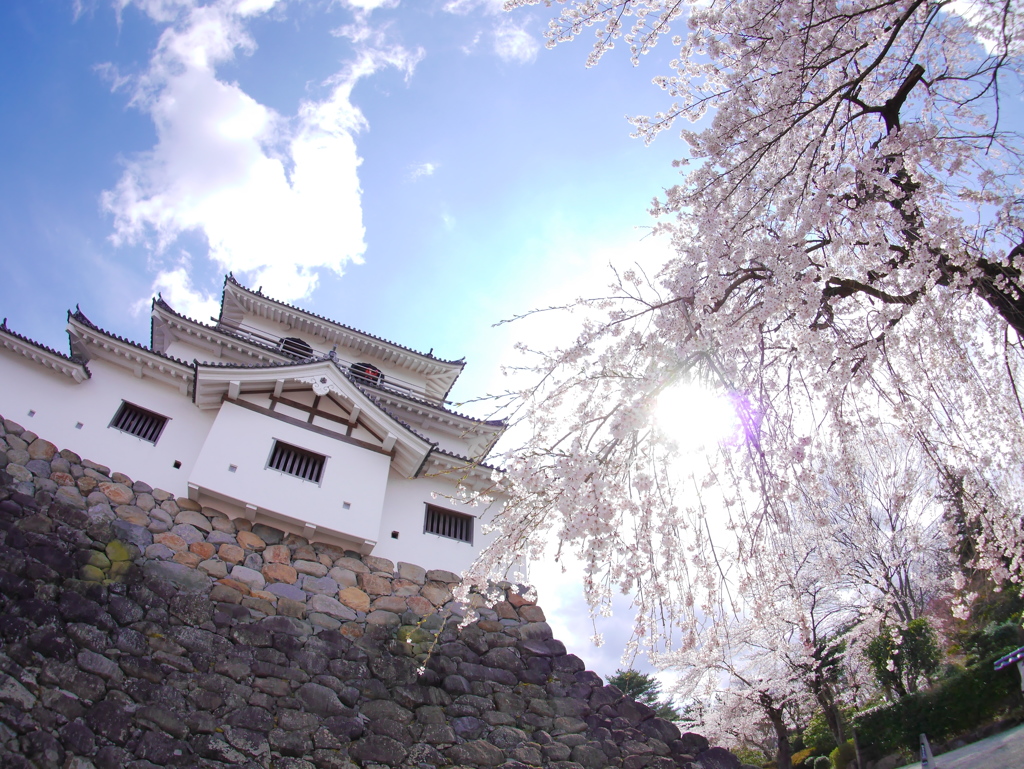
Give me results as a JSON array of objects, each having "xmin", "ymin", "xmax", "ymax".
[
  {"xmin": 342, "ymin": 0, "xmax": 400, "ymax": 12},
  {"xmin": 460, "ymin": 30, "xmax": 483, "ymax": 55},
  {"xmin": 493, "ymin": 20, "xmax": 539, "ymax": 64},
  {"xmin": 409, "ymin": 161, "xmax": 438, "ymax": 180},
  {"xmin": 132, "ymin": 258, "xmax": 222, "ymax": 322},
  {"xmin": 103, "ymin": 0, "xmax": 423, "ymax": 310},
  {"xmin": 442, "ymin": 0, "xmax": 505, "ymax": 14}
]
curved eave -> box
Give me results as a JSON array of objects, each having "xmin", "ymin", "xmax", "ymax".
[
  {"xmin": 422, "ymin": 450, "xmax": 504, "ymax": 493},
  {"xmin": 152, "ymin": 300, "xmax": 290, "ymax": 367},
  {"xmin": 0, "ymin": 325, "xmax": 90, "ymax": 383},
  {"xmin": 193, "ymin": 359, "xmax": 435, "ymax": 477},
  {"xmin": 356, "ymin": 383, "xmax": 507, "ymax": 433},
  {"xmin": 66, "ymin": 315, "xmax": 193, "ymax": 394},
  {"xmin": 363, "ymin": 388, "xmax": 506, "ymax": 461},
  {"xmin": 220, "ymin": 278, "xmax": 464, "ymax": 399}
]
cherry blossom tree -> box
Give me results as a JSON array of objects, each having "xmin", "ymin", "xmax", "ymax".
[{"xmin": 464, "ymin": 1, "xmax": 1022, "ymax": 759}]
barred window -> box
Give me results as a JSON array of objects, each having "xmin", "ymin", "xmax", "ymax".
[
  {"xmin": 109, "ymin": 402, "xmax": 168, "ymax": 444},
  {"xmin": 267, "ymin": 440, "xmax": 325, "ymax": 484},
  {"xmin": 424, "ymin": 504, "xmax": 473, "ymax": 544}
]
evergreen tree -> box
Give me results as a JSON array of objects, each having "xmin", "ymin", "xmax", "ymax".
[{"xmin": 606, "ymin": 669, "xmax": 681, "ymax": 721}]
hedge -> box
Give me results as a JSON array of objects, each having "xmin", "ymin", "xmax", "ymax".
[{"xmin": 852, "ymin": 653, "xmax": 1020, "ymax": 760}]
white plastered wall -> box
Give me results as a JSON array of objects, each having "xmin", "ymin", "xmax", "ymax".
[
  {"xmin": 373, "ymin": 470, "xmax": 501, "ymax": 574},
  {"xmin": 163, "ymin": 338, "xmax": 226, "ymax": 365},
  {"xmin": 0, "ymin": 351, "xmax": 214, "ymax": 495},
  {"xmin": 188, "ymin": 400, "xmax": 391, "ymax": 544}
]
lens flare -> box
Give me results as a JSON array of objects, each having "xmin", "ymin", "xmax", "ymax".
[{"xmin": 653, "ymin": 381, "xmax": 743, "ymax": 454}]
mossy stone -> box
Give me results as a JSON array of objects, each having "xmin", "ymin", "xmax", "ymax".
[
  {"xmin": 86, "ymin": 550, "xmax": 111, "ymax": 570},
  {"xmin": 80, "ymin": 564, "xmax": 105, "ymax": 582},
  {"xmin": 105, "ymin": 540, "xmax": 132, "ymax": 562},
  {"xmin": 395, "ymin": 625, "xmax": 433, "ymax": 645},
  {"xmin": 109, "ymin": 561, "xmax": 133, "ymax": 579}
]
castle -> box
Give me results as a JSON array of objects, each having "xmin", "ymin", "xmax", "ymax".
[{"xmin": 0, "ymin": 275, "xmax": 505, "ymax": 573}]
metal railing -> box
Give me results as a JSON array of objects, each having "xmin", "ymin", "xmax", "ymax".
[{"xmin": 215, "ymin": 319, "xmax": 443, "ymax": 404}]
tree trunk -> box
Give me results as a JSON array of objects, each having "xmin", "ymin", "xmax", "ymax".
[
  {"xmin": 815, "ymin": 687, "xmax": 846, "ymax": 745},
  {"xmin": 760, "ymin": 692, "xmax": 792, "ymax": 769}
]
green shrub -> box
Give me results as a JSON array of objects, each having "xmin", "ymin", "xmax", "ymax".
[
  {"xmin": 802, "ymin": 710, "xmax": 838, "ymax": 755},
  {"xmin": 790, "ymin": 747, "xmax": 813, "ymax": 765},
  {"xmin": 865, "ymin": 619, "xmax": 941, "ymax": 697},
  {"xmin": 730, "ymin": 745, "xmax": 767, "ymax": 767},
  {"xmin": 829, "ymin": 740, "xmax": 856, "ymax": 768},
  {"xmin": 852, "ymin": 652, "xmax": 1019, "ymax": 760},
  {"xmin": 812, "ymin": 756, "xmax": 830, "ymax": 769}
]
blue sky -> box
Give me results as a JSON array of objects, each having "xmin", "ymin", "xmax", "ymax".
[{"xmin": 0, "ymin": 0, "xmax": 687, "ymax": 678}]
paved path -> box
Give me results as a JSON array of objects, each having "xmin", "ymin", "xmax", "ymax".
[{"xmin": 896, "ymin": 724, "xmax": 1024, "ymax": 769}]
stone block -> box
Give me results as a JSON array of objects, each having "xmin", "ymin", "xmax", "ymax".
[
  {"xmin": 263, "ymin": 544, "xmax": 291, "ymax": 564},
  {"xmin": 293, "ymin": 559, "xmax": 328, "ymax": 577},
  {"xmin": 219, "ymin": 543, "xmax": 245, "ymax": 564},
  {"xmin": 175, "ymin": 510, "xmax": 213, "ymax": 532},
  {"xmin": 190, "ymin": 541, "xmax": 217, "ymax": 560},
  {"xmin": 519, "ymin": 604, "xmax": 546, "ymax": 622},
  {"xmin": 371, "ymin": 595, "xmax": 407, "ymax": 614},
  {"xmin": 199, "ymin": 559, "xmax": 228, "ymax": 578},
  {"xmin": 173, "ymin": 551, "xmax": 202, "ymax": 568},
  {"xmin": 263, "ymin": 563, "xmax": 298, "ymax": 584},
  {"xmin": 420, "ymin": 582, "xmax": 452, "ymax": 606},
  {"xmin": 327, "ymin": 567, "xmax": 358, "ymax": 587},
  {"xmin": 337, "ymin": 587, "xmax": 370, "ymax": 613},
  {"xmin": 230, "ymin": 565, "xmax": 267, "ymax": 591},
  {"xmin": 333, "ymin": 556, "xmax": 369, "ymax": 573},
  {"xmin": 406, "ymin": 595, "xmax": 434, "ymax": 616},
  {"xmin": 308, "ymin": 594, "xmax": 357, "ymax": 620},
  {"xmin": 27, "ymin": 438, "xmax": 58, "ymax": 461},
  {"xmin": 98, "ymin": 482, "xmax": 134, "ymax": 505},
  {"xmin": 237, "ymin": 530, "xmax": 267, "ymax": 551},
  {"xmin": 358, "ymin": 572, "xmax": 392, "ymax": 595}
]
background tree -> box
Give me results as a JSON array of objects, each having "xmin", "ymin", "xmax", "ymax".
[
  {"xmin": 864, "ymin": 618, "xmax": 941, "ymax": 698},
  {"xmin": 606, "ymin": 669, "xmax": 682, "ymax": 720}
]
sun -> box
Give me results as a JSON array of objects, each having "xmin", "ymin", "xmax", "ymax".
[{"xmin": 653, "ymin": 381, "xmax": 743, "ymax": 454}]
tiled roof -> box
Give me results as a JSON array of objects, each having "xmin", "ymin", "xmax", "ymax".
[
  {"xmin": 430, "ymin": 447, "xmax": 503, "ymax": 475},
  {"xmin": 153, "ymin": 296, "xmax": 295, "ymax": 362},
  {"xmin": 191, "ymin": 356, "xmax": 322, "ymax": 371},
  {"xmin": 223, "ymin": 274, "xmax": 466, "ymax": 368},
  {"xmin": 344, "ymin": 368, "xmax": 506, "ymax": 429},
  {"xmin": 0, "ymin": 319, "xmax": 92, "ymax": 377},
  {"xmin": 343, "ymin": 373, "xmax": 439, "ymax": 448},
  {"xmin": 69, "ymin": 309, "xmax": 193, "ymax": 368}
]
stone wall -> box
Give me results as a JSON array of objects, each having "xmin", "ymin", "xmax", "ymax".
[{"xmin": 0, "ymin": 415, "xmax": 749, "ymax": 769}]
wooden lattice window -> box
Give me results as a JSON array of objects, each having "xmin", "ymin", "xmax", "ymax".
[
  {"xmin": 267, "ymin": 440, "xmax": 326, "ymax": 484},
  {"xmin": 109, "ymin": 402, "xmax": 168, "ymax": 444},
  {"xmin": 424, "ymin": 504, "xmax": 473, "ymax": 544}
]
